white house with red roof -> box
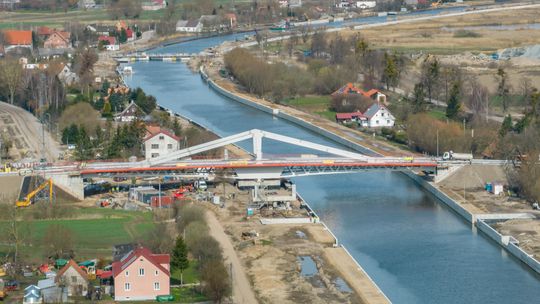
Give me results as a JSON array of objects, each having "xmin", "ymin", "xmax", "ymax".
[
  {"xmin": 143, "ymin": 127, "xmax": 181, "ymax": 160},
  {"xmin": 112, "ymin": 246, "xmax": 170, "ymax": 301}
]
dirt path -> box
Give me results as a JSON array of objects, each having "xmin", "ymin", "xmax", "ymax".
[
  {"xmin": 0, "ymin": 101, "xmax": 60, "ymax": 161},
  {"xmin": 206, "ymin": 210, "xmax": 258, "ymax": 304}
]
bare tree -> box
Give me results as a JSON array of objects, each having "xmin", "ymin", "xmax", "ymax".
[
  {"xmin": 43, "ymin": 224, "xmax": 74, "ymax": 259},
  {"xmin": 0, "ymin": 58, "xmax": 23, "ymax": 105},
  {"xmin": 467, "ymin": 77, "xmax": 490, "ymax": 122}
]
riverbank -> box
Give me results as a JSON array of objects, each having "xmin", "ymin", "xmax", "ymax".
[{"xmin": 198, "ymin": 58, "xmax": 540, "ymax": 275}]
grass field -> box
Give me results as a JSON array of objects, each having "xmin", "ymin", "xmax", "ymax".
[
  {"xmin": 0, "ymin": 208, "xmax": 155, "ymax": 262},
  {"xmin": 282, "ymin": 96, "xmax": 337, "ymax": 121},
  {"xmin": 170, "ymin": 261, "xmax": 201, "ymax": 285}
]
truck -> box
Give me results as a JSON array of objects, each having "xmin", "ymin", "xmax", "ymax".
[{"xmin": 442, "ymin": 151, "xmax": 473, "ymax": 161}]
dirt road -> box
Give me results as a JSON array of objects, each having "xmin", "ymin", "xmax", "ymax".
[
  {"xmin": 0, "ymin": 101, "xmax": 60, "ymax": 162},
  {"xmin": 206, "ymin": 210, "xmax": 258, "ymax": 304}
]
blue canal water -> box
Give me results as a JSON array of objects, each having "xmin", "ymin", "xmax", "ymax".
[{"xmin": 123, "ymin": 9, "xmax": 540, "ymax": 303}]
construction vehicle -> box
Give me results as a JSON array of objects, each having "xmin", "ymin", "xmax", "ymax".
[
  {"xmin": 16, "ymin": 178, "xmax": 53, "ymax": 207},
  {"xmin": 0, "ymin": 279, "xmax": 6, "ymax": 301}
]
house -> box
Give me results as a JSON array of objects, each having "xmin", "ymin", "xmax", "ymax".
[
  {"xmin": 0, "ymin": 0, "xmax": 20, "ymax": 9},
  {"xmin": 143, "ymin": 127, "xmax": 180, "ymax": 159},
  {"xmin": 57, "ymin": 64, "xmax": 79, "ymax": 86},
  {"xmin": 115, "ymin": 101, "xmax": 145, "ymax": 122},
  {"xmin": 112, "ymin": 246, "xmax": 170, "ymax": 301},
  {"xmin": 37, "ymin": 26, "xmax": 54, "ymax": 39},
  {"xmin": 44, "ymin": 30, "xmax": 71, "ymax": 49},
  {"xmin": 116, "ymin": 20, "xmax": 128, "ymax": 32},
  {"xmin": 78, "ymin": 0, "xmax": 96, "ymax": 9},
  {"xmin": 356, "ymin": 1, "xmax": 376, "ymax": 9},
  {"xmin": 38, "ymin": 47, "xmax": 75, "ymax": 59},
  {"xmin": 332, "ymin": 83, "xmax": 387, "ymax": 104},
  {"xmin": 335, "ymin": 111, "xmax": 367, "ymax": 125},
  {"xmin": 126, "ymin": 28, "xmax": 135, "ymax": 41},
  {"xmin": 55, "ymin": 259, "xmax": 89, "ymax": 297},
  {"xmin": 23, "ymin": 285, "xmax": 42, "ymax": 304},
  {"xmin": 199, "ymin": 15, "xmax": 220, "ymax": 31},
  {"xmin": 113, "ymin": 243, "xmax": 137, "ymax": 261},
  {"xmin": 98, "ymin": 36, "xmax": 119, "ymax": 51},
  {"xmin": 142, "ymin": 0, "xmax": 166, "ymax": 11},
  {"xmin": 363, "ymin": 103, "xmax": 395, "ymax": 128},
  {"xmin": 87, "ymin": 24, "xmax": 112, "ymax": 36},
  {"xmin": 2, "ymin": 30, "xmax": 33, "ymax": 52},
  {"xmin": 176, "ymin": 19, "xmax": 202, "ymax": 33}
]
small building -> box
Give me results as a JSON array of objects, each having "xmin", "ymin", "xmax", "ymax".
[
  {"xmin": 112, "ymin": 246, "xmax": 170, "ymax": 301},
  {"xmin": 55, "ymin": 259, "xmax": 89, "ymax": 297},
  {"xmin": 356, "ymin": 1, "xmax": 376, "ymax": 9},
  {"xmin": 176, "ymin": 19, "xmax": 202, "ymax": 33},
  {"xmin": 37, "ymin": 47, "xmax": 75, "ymax": 59},
  {"xmin": 142, "ymin": 0, "xmax": 166, "ymax": 11},
  {"xmin": 98, "ymin": 36, "xmax": 119, "ymax": 51},
  {"xmin": 37, "ymin": 26, "xmax": 54, "ymax": 39},
  {"xmin": 23, "ymin": 285, "xmax": 42, "ymax": 304},
  {"xmin": 2, "ymin": 30, "xmax": 33, "ymax": 52},
  {"xmin": 78, "ymin": 0, "xmax": 96, "ymax": 9},
  {"xmin": 332, "ymin": 83, "xmax": 387, "ymax": 104},
  {"xmin": 335, "ymin": 111, "xmax": 366, "ymax": 124},
  {"xmin": 363, "ymin": 103, "xmax": 395, "ymax": 128},
  {"xmin": 115, "ymin": 101, "xmax": 145, "ymax": 122},
  {"xmin": 57, "ymin": 64, "xmax": 79, "ymax": 86},
  {"xmin": 44, "ymin": 30, "xmax": 71, "ymax": 49},
  {"xmin": 143, "ymin": 128, "xmax": 181, "ymax": 159},
  {"xmin": 38, "ymin": 278, "xmax": 68, "ymax": 303}
]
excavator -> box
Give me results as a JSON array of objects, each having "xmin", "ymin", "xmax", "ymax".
[{"xmin": 16, "ymin": 178, "xmax": 53, "ymax": 207}]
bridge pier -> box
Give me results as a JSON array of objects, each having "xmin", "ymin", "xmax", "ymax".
[{"xmin": 47, "ymin": 173, "xmax": 85, "ymax": 201}]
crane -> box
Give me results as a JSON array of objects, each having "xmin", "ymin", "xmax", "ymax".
[{"xmin": 16, "ymin": 178, "xmax": 53, "ymax": 207}]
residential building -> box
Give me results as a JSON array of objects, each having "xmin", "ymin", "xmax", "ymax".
[
  {"xmin": 356, "ymin": 1, "xmax": 376, "ymax": 9},
  {"xmin": 78, "ymin": 0, "xmax": 96, "ymax": 9},
  {"xmin": 176, "ymin": 19, "xmax": 202, "ymax": 33},
  {"xmin": 332, "ymin": 83, "xmax": 386, "ymax": 104},
  {"xmin": 113, "ymin": 243, "xmax": 137, "ymax": 261},
  {"xmin": 57, "ymin": 64, "xmax": 79, "ymax": 86},
  {"xmin": 112, "ymin": 246, "xmax": 170, "ymax": 301},
  {"xmin": 335, "ymin": 111, "xmax": 367, "ymax": 125},
  {"xmin": 37, "ymin": 26, "xmax": 54, "ymax": 39},
  {"xmin": 142, "ymin": 0, "xmax": 166, "ymax": 11},
  {"xmin": 44, "ymin": 30, "xmax": 71, "ymax": 49},
  {"xmin": 38, "ymin": 47, "xmax": 75, "ymax": 59},
  {"xmin": 143, "ymin": 127, "xmax": 180, "ymax": 159},
  {"xmin": 0, "ymin": 0, "xmax": 20, "ymax": 9},
  {"xmin": 55, "ymin": 259, "xmax": 89, "ymax": 297},
  {"xmin": 115, "ymin": 101, "xmax": 144, "ymax": 122},
  {"xmin": 98, "ymin": 36, "xmax": 119, "ymax": 51},
  {"xmin": 363, "ymin": 103, "xmax": 395, "ymax": 128},
  {"xmin": 2, "ymin": 30, "xmax": 33, "ymax": 52}
]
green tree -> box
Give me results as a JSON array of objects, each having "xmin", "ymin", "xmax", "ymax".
[
  {"xmin": 119, "ymin": 28, "xmax": 128, "ymax": 43},
  {"xmin": 411, "ymin": 82, "xmax": 427, "ymax": 113},
  {"xmin": 61, "ymin": 124, "xmax": 79, "ymax": 145},
  {"xmin": 75, "ymin": 126, "xmax": 93, "ymax": 160},
  {"xmin": 446, "ymin": 82, "xmax": 461, "ymax": 119},
  {"xmin": 497, "ymin": 68, "xmax": 511, "ymax": 112},
  {"xmin": 421, "ymin": 56, "xmax": 440, "ymax": 102},
  {"xmin": 171, "ymin": 236, "xmax": 189, "ymax": 285},
  {"xmin": 499, "ymin": 115, "xmax": 513, "ymax": 137},
  {"xmin": 172, "ymin": 119, "xmax": 182, "ymax": 137},
  {"xmin": 102, "ymin": 102, "xmax": 112, "ymax": 118},
  {"xmin": 382, "ymin": 52, "xmax": 398, "ymax": 90}
]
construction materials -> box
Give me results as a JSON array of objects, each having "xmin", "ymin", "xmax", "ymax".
[{"xmin": 16, "ymin": 178, "xmax": 53, "ymax": 207}]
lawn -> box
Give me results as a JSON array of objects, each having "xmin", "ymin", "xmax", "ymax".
[
  {"xmin": 170, "ymin": 261, "xmax": 201, "ymax": 285},
  {"xmin": 0, "ymin": 208, "xmax": 155, "ymax": 261},
  {"xmin": 428, "ymin": 108, "xmax": 447, "ymax": 120},
  {"xmin": 171, "ymin": 286, "xmax": 208, "ymax": 303}
]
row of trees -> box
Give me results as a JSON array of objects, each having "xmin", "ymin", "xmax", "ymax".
[{"xmin": 147, "ymin": 203, "xmax": 231, "ymax": 303}]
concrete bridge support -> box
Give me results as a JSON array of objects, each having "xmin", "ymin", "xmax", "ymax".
[{"xmin": 47, "ymin": 173, "xmax": 85, "ymax": 201}]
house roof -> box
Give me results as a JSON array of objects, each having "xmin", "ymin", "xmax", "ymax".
[
  {"xmin": 332, "ymin": 83, "xmax": 381, "ymax": 98},
  {"xmin": 364, "ymin": 89, "xmax": 380, "ymax": 97},
  {"xmin": 37, "ymin": 26, "xmax": 54, "ymax": 36},
  {"xmin": 3, "ymin": 30, "xmax": 33, "ymax": 45},
  {"xmin": 37, "ymin": 278, "xmax": 56, "ymax": 289},
  {"xmin": 185, "ymin": 19, "xmax": 200, "ymax": 28},
  {"xmin": 117, "ymin": 101, "xmax": 144, "ymax": 117},
  {"xmin": 126, "ymin": 28, "xmax": 133, "ymax": 38},
  {"xmin": 98, "ymin": 35, "xmax": 117, "ymax": 45},
  {"xmin": 363, "ymin": 103, "xmax": 390, "ymax": 119},
  {"xmin": 112, "ymin": 246, "xmax": 170, "ymax": 278},
  {"xmin": 55, "ymin": 259, "xmax": 89, "ymax": 283},
  {"xmin": 335, "ymin": 111, "xmax": 365, "ymax": 120},
  {"xmin": 144, "ymin": 127, "xmax": 181, "ymax": 142}
]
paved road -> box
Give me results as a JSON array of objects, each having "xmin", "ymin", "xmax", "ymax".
[
  {"xmin": 0, "ymin": 101, "xmax": 60, "ymax": 162},
  {"xmin": 206, "ymin": 210, "xmax": 258, "ymax": 304}
]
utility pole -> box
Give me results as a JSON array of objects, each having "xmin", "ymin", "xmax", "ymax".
[{"xmin": 436, "ymin": 129, "xmax": 439, "ymax": 158}]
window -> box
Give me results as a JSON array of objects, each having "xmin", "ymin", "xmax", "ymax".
[
  {"xmin": 71, "ymin": 276, "xmax": 77, "ymax": 283},
  {"xmin": 151, "ymin": 153, "xmax": 160, "ymax": 158},
  {"xmin": 139, "ymin": 268, "xmax": 145, "ymax": 276},
  {"xmin": 387, "ymin": 120, "xmax": 390, "ymax": 124},
  {"xmin": 376, "ymin": 120, "xmax": 379, "ymax": 124},
  {"xmin": 125, "ymin": 283, "xmax": 131, "ymax": 291},
  {"xmin": 167, "ymin": 144, "xmax": 173, "ymax": 149},
  {"xmin": 125, "ymin": 271, "xmax": 129, "ymax": 277},
  {"xmin": 159, "ymin": 135, "xmax": 164, "ymax": 140},
  {"xmin": 154, "ymin": 282, "xmax": 160, "ymax": 291},
  {"xmin": 155, "ymin": 270, "xmax": 159, "ymax": 276},
  {"xmin": 151, "ymin": 144, "xmax": 159, "ymax": 149}
]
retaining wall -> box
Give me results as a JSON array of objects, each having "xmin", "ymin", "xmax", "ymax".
[{"xmin": 476, "ymin": 219, "xmax": 540, "ymax": 274}]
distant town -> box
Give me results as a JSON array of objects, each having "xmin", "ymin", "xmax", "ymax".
[{"xmin": 1, "ymin": 0, "xmax": 540, "ymax": 303}]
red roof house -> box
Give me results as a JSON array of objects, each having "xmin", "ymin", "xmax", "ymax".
[
  {"xmin": 3, "ymin": 30, "xmax": 33, "ymax": 50},
  {"xmin": 43, "ymin": 30, "xmax": 71, "ymax": 49},
  {"xmin": 55, "ymin": 260, "xmax": 89, "ymax": 296},
  {"xmin": 112, "ymin": 246, "xmax": 170, "ymax": 301},
  {"xmin": 98, "ymin": 35, "xmax": 117, "ymax": 45}
]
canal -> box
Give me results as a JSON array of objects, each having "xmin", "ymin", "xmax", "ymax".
[{"xmin": 123, "ymin": 11, "xmax": 540, "ymax": 304}]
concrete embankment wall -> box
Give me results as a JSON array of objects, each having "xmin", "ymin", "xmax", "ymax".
[
  {"xmin": 200, "ymin": 68, "xmax": 379, "ymax": 157},
  {"xmin": 405, "ymin": 170, "xmax": 540, "ymax": 274}
]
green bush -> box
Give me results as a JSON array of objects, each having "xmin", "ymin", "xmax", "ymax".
[{"xmin": 453, "ymin": 30, "xmax": 481, "ymax": 38}]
